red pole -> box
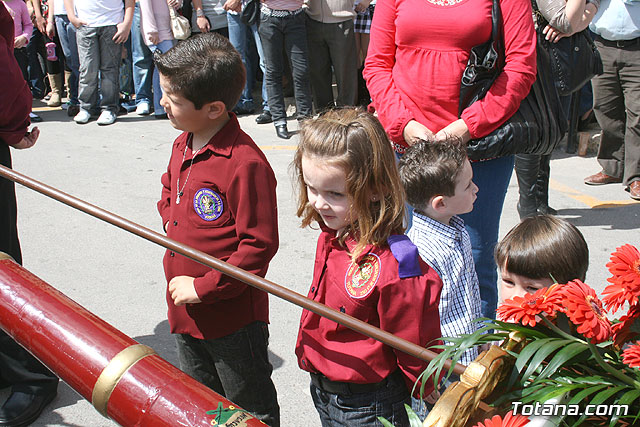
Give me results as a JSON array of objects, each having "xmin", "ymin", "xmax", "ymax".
[{"xmin": 0, "ymin": 255, "xmax": 265, "ymax": 427}]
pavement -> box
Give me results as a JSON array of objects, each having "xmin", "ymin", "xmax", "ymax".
[{"xmin": 2, "ymin": 99, "xmax": 639, "ymax": 427}]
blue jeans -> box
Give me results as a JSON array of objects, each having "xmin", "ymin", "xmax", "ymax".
[
  {"xmin": 131, "ymin": 2, "xmax": 153, "ymax": 105},
  {"xmin": 55, "ymin": 15, "xmax": 80, "ymax": 105},
  {"xmin": 460, "ymin": 156, "xmax": 514, "ymax": 319},
  {"xmin": 76, "ymin": 25, "xmax": 122, "ymax": 113},
  {"xmin": 175, "ymin": 321, "xmax": 280, "ymax": 427},
  {"xmin": 310, "ymin": 371, "xmax": 410, "ymax": 427},
  {"xmin": 258, "ymin": 11, "xmax": 313, "ymax": 125},
  {"xmin": 148, "ymin": 39, "xmax": 176, "ymax": 115},
  {"xmin": 227, "ymin": 13, "xmax": 268, "ymax": 112}
]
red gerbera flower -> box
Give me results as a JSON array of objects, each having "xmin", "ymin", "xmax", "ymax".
[
  {"xmin": 613, "ymin": 302, "xmax": 640, "ymax": 347},
  {"xmin": 606, "ymin": 244, "xmax": 640, "ymax": 288},
  {"xmin": 602, "ymin": 281, "xmax": 636, "ymax": 314},
  {"xmin": 558, "ymin": 280, "xmax": 612, "ymax": 343},
  {"xmin": 497, "ymin": 285, "xmax": 562, "ymax": 327},
  {"xmin": 622, "ymin": 341, "xmax": 640, "ymax": 369},
  {"xmin": 473, "ymin": 411, "xmax": 529, "ymax": 427}
]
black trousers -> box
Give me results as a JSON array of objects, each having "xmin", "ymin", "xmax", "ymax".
[{"xmin": 0, "ymin": 142, "xmax": 58, "ymax": 396}]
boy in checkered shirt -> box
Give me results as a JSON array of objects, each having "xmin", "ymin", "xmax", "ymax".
[{"xmin": 398, "ymin": 139, "xmax": 482, "ymax": 414}]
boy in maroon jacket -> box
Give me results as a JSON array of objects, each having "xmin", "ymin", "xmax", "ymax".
[{"xmin": 155, "ymin": 33, "xmax": 280, "ymax": 426}]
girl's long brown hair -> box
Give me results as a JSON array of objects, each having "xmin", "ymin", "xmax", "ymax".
[{"xmin": 292, "ymin": 108, "xmax": 406, "ymax": 260}]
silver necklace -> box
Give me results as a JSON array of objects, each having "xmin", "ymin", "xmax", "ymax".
[{"xmin": 176, "ymin": 139, "xmax": 204, "ymax": 205}]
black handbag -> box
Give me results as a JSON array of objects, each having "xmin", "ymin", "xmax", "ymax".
[
  {"xmin": 535, "ymin": 10, "xmax": 603, "ymax": 96},
  {"xmin": 241, "ymin": 0, "xmax": 260, "ymax": 26},
  {"xmin": 459, "ymin": 0, "xmax": 567, "ymax": 161}
]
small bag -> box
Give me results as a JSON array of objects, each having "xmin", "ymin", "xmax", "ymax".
[
  {"xmin": 241, "ymin": 0, "xmax": 260, "ymax": 26},
  {"xmin": 169, "ymin": 6, "xmax": 191, "ymax": 40},
  {"xmin": 459, "ymin": 0, "xmax": 567, "ymax": 161},
  {"xmin": 538, "ymin": 19, "xmax": 603, "ymax": 95}
]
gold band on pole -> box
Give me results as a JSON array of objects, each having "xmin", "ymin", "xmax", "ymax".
[
  {"xmin": 0, "ymin": 252, "xmax": 15, "ymax": 262},
  {"xmin": 91, "ymin": 344, "xmax": 156, "ymax": 417}
]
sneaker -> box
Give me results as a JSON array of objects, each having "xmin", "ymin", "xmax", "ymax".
[
  {"xmin": 29, "ymin": 112, "xmax": 43, "ymax": 123},
  {"xmin": 97, "ymin": 110, "xmax": 117, "ymax": 126},
  {"xmin": 136, "ymin": 101, "xmax": 151, "ymax": 116},
  {"xmin": 73, "ymin": 108, "xmax": 91, "ymax": 124}
]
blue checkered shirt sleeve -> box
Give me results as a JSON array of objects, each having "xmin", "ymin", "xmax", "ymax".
[{"xmin": 407, "ymin": 212, "xmax": 482, "ymax": 366}]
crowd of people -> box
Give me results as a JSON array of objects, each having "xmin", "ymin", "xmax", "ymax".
[{"xmin": 2, "ymin": 0, "xmax": 640, "ymax": 426}]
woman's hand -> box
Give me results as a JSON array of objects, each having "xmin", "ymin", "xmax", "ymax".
[
  {"xmin": 355, "ymin": 0, "xmax": 371, "ymax": 13},
  {"xmin": 223, "ymin": 0, "xmax": 242, "ymax": 12},
  {"xmin": 167, "ymin": 0, "xmax": 181, "ymax": 8},
  {"xmin": 402, "ymin": 120, "xmax": 435, "ymax": 146},
  {"xmin": 14, "ymin": 35, "xmax": 28, "ymax": 49},
  {"xmin": 434, "ymin": 119, "xmax": 471, "ymax": 143},
  {"xmin": 46, "ymin": 20, "xmax": 56, "ymax": 39},
  {"xmin": 148, "ymin": 31, "xmax": 160, "ymax": 45},
  {"xmin": 196, "ymin": 15, "xmax": 210, "ymax": 33},
  {"xmin": 543, "ymin": 25, "xmax": 568, "ymax": 43}
]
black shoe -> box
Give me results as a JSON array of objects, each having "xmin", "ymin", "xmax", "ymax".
[
  {"xmin": 67, "ymin": 104, "xmax": 80, "ymax": 117},
  {"xmin": 0, "ymin": 391, "xmax": 56, "ymax": 427},
  {"xmin": 154, "ymin": 113, "xmax": 168, "ymax": 120},
  {"xmin": 275, "ymin": 124, "xmax": 290, "ymax": 140},
  {"xmin": 232, "ymin": 105, "xmax": 255, "ymax": 116},
  {"xmin": 537, "ymin": 205, "xmax": 557, "ymax": 215},
  {"xmin": 255, "ymin": 110, "xmax": 273, "ymax": 124}
]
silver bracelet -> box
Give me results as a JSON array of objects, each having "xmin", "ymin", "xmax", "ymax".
[{"xmin": 196, "ymin": 9, "xmax": 205, "ymax": 17}]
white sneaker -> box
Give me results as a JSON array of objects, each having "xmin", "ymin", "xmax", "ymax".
[
  {"xmin": 96, "ymin": 110, "xmax": 116, "ymax": 126},
  {"xmin": 136, "ymin": 101, "xmax": 151, "ymax": 116},
  {"xmin": 73, "ymin": 108, "xmax": 91, "ymax": 124}
]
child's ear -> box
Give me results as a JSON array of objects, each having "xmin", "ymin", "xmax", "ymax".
[
  {"xmin": 205, "ymin": 100, "xmax": 227, "ymax": 120},
  {"xmin": 430, "ymin": 195, "xmax": 446, "ymax": 212}
]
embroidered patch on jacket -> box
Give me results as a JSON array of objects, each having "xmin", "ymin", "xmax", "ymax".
[
  {"xmin": 345, "ymin": 253, "xmax": 381, "ymax": 299},
  {"xmin": 193, "ymin": 188, "xmax": 223, "ymax": 221}
]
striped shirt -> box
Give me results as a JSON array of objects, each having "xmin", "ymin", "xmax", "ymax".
[{"xmin": 408, "ymin": 212, "xmax": 482, "ymax": 366}]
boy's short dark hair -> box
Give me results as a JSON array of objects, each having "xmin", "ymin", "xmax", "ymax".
[
  {"xmin": 398, "ymin": 139, "xmax": 468, "ymax": 210},
  {"xmin": 495, "ymin": 215, "xmax": 589, "ymax": 284},
  {"xmin": 154, "ymin": 32, "xmax": 245, "ymax": 111}
]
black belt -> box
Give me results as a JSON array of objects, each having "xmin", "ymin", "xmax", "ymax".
[
  {"xmin": 595, "ymin": 35, "xmax": 640, "ymax": 49},
  {"xmin": 310, "ymin": 370, "xmax": 401, "ymax": 395}
]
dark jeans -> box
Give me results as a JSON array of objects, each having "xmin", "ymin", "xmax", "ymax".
[
  {"xmin": 258, "ymin": 10, "xmax": 313, "ymax": 125},
  {"xmin": 310, "ymin": 371, "xmax": 410, "ymax": 427},
  {"xmin": 26, "ymin": 29, "xmax": 46, "ymax": 99},
  {"xmin": 306, "ymin": 16, "xmax": 358, "ymax": 111},
  {"xmin": 175, "ymin": 321, "xmax": 280, "ymax": 426},
  {"xmin": 592, "ymin": 38, "xmax": 640, "ymax": 186}
]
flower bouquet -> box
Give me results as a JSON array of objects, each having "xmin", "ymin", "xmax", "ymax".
[{"xmin": 418, "ymin": 244, "xmax": 640, "ymax": 427}]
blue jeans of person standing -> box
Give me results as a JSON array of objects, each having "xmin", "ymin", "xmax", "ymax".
[
  {"xmin": 131, "ymin": 2, "xmax": 153, "ymax": 106},
  {"xmin": 148, "ymin": 39, "xmax": 176, "ymax": 116},
  {"xmin": 460, "ymin": 155, "xmax": 514, "ymax": 319},
  {"xmin": 175, "ymin": 321, "xmax": 280, "ymax": 426},
  {"xmin": 258, "ymin": 9, "xmax": 313, "ymax": 126},
  {"xmin": 227, "ymin": 13, "xmax": 269, "ymax": 113},
  {"xmin": 309, "ymin": 371, "xmax": 410, "ymax": 427},
  {"xmin": 76, "ymin": 25, "xmax": 122, "ymax": 114},
  {"xmin": 55, "ymin": 15, "xmax": 80, "ymax": 105}
]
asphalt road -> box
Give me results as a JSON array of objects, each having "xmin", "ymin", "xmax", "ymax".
[{"xmin": 2, "ymin": 100, "xmax": 639, "ymax": 427}]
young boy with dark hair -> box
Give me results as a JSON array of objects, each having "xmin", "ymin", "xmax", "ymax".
[
  {"xmin": 399, "ymin": 140, "xmax": 481, "ymax": 418},
  {"xmin": 495, "ymin": 215, "xmax": 589, "ymax": 301},
  {"xmin": 155, "ymin": 32, "xmax": 280, "ymax": 426},
  {"xmin": 398, "ymin": 139, "xmax": 481, "ymax": 365}
]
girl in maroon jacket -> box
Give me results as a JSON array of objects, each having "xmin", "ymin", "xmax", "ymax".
[{"xmin": 292, "ymin": 108, "xmax": 443, "ymax": 426}]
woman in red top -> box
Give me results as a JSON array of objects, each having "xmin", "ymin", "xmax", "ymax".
[{"xmin": 364, "ymin": 0, "xmax": 537, "ymax": 320}]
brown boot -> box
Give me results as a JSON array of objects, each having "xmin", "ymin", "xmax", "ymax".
[
  {"xmin": 64, "ymin": 70, "xmax": 72, "ymax": 99},
  {"xmin": 47, "ymin": 73, "xmax": 62, "ymax": 107}
]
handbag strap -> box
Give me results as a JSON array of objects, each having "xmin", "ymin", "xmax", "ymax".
[
  {"xmin": 491, "ymin": 0, "xmax": 505, "ymax": 69},
  {"xmin": 167, "ymin": 2, "xmax": 178, "ymax": 18}
]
